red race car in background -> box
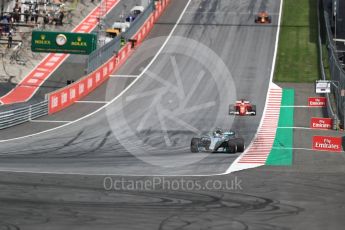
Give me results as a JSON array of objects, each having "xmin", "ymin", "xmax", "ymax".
[
  {"xmin": 229, "ymin": 99, "xmax": 256, "ymax": 116},
  {"xmin": 255, "ymin": 11, "xmax": 272, "ymax": 24}
]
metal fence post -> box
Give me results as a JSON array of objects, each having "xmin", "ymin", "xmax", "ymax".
[{"xmin": 321, "ymin": 0, "xmax": 345, "ymax": 127}]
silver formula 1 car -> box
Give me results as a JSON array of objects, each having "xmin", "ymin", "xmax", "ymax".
[{"xmin": 190, "ymin": 129, "xmax": 245, "ymax": 153}]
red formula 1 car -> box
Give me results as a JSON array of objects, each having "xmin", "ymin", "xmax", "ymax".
[
  {"xmin": 255, "ymin": 11, "xmax": 272, "ymax": 24},
  {"xmin": 229, "ymin": 99, "xmax": 256, "ymax": 116}
]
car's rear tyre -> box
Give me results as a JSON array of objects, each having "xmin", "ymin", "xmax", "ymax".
[
  {"xmin": 232, "ymin": 138, "xmax": 245, "ymax": 153},
  {"xmin": 237, "ymin": 143, "xmax": 245, "ymax": 153},
  {"xmin": 236, "ymin": 139, "xmax": 245, "ymax": 153},
  {"xmin": 229, "ymin": 104, "xmax": 235, "ymax": 115},
  {"xmin": 227, "ymin": 141, "xmax": 237, "ymax": 153},
  {"xmin": 251, "ymin": 105, "xmax": 256, "ymax": 116},
  {"xmin": 191, "ymin": 138, "xmax": 200, "ymax": 153}
]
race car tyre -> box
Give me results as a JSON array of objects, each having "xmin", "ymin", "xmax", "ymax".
[
  {"xmin": 229, "ymin": 104, "xmax": 235, "ymax": 115},
  {"xmin": 251, "ymin": 105, "xmax": 256, "ymax": 116},
  {"xmin": 227, "ymin": 141, "xmax": 237, "ymax": 153},
  {"xmin": 235, "ymin": 138, "xmax": 245, "ymax": 152},
  {"xmin": 191, "ymin": 138, "xmax": 201, "ymax": 153}
]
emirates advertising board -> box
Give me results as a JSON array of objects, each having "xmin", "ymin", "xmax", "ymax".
[
  {"xmin": 312, "ymin": 136, "xmax": 342, "ymax": 152},
  {"xmin": 310, "ymin": 117, "xmax": 332, "ymax": 130},
  {"xmin": 308, "ymin": 97, "xmax": 326, "ymax": 107}
]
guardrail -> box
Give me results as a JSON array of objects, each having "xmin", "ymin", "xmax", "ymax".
[
  {"xmin": 320, "ymin": 0, "xmax": 345, "ymax": 127},
  {"xmin": 86, "ymin": 1, "xmax": 155, "ymax": 74},
  {"xmin": 317, "ymin": 0, "xmax": 337, "ymax": 122},
  {"xmin": 0, "ymin": 100, "xmax": 48, "ymax": 130}
]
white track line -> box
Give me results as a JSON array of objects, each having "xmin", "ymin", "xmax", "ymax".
[
  {"xmin": 281, "ymin": 105, "xmax": 323, "ymax": 108},
  {"xmin": 184, "ymin": 11, "xmax": 280, "ymax": 16},
  {"xmin": 0, "ymin": 0, "xmax": 288, "ymax": 177},
  {"xmin": 109, "ymin": 75, "xmax": 139, "ymax": 78},
  {"xmin": 76, "ymin": 101, "xmax": 109, "ymax": 104},
  {"xmin": 30, "ymin": 120, "xmax": 72, "ymax": 123},
  {"xmin": 0, "ymin": 0, "xmax": 235, "ymax": 177},
  {"xmin": 277, "ymin": 126, "xmax": 311, "ymax": 130},
  {"xmin": 267, "ymin": 1, "xmax": 284, "ymax": 84},
  {"xmin": 225, "ymin": 0, "xmax": 284, "ymax": 174},
  {"xmin": 277, "ymin": 126, "xmax": 336, "ymax": 130},
  {"xmin": 272, "ymin": 146, "xmax": 344, "ymax": 152},
  {"xmin": 0, "ymin": 0, "xmax": 193, "ymax": 144}
]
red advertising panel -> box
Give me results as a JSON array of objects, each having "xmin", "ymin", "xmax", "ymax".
[
  {"xmin": 310, "ymin": 117, "xmax": 332, "ymax": 130},
  {"xmin": 308, "ymin": 97, "xmax": 326, "ymax": 107},
  {"xmin": 48, "ymin": 55, "xmax": 118, "ymax": 114},
  {"xmin": 312, "ymin": 136, "xmax": 342, "ymax": 152}
]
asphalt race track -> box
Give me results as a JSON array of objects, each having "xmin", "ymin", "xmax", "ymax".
[
  {"xmin": 3, "ymin": 0, "xmax": 344, "ymax": 229},
  {"xmin": 0, "ymin": 0, "xmax": 279, "ymax": 175}
]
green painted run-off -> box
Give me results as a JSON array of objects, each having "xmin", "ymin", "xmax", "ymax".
[{"xmin": 266, "ymin": 88, "xmax": 294, "ymax": 166}]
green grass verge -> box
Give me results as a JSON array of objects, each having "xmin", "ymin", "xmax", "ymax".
[
  {"xmin": 274, "ymin": 0, "xmax": 320, "ymax": 82},
  {"xmin": 266, "ymin": 89, "xmax": 294, "ymax": 166}
]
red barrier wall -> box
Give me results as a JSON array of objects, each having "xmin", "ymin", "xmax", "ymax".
[{"xmin": 48, "ymin": 0, "xmax": 170, "ymax": 114}]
